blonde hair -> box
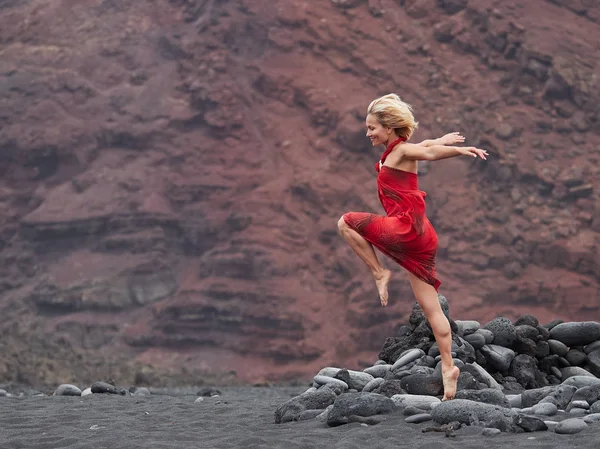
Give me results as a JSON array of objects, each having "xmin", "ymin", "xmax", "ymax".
[{"xmin": 367, "ymin": 94, "xmax": 419, "ymax": 140}]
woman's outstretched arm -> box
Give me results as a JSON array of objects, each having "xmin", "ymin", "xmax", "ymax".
[
  {"xmin": 400, "ymin": 143, "xmax": 488, "ymax": 161},
  {"xmin": 419, "ymin": 132, "xmax": 465, "ymax": 147}
]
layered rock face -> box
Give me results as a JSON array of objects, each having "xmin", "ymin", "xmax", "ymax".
[{"xmin": 0, "ymin": 0, "xmax": 598, "ymax": 385}]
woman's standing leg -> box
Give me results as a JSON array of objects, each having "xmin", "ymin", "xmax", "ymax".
[
  {"xmin": 338, "ymin": 216, "xmax": 391, "ymax": 306},
  {"xmin": 407, "ymin": 272, "xmax": 459, "ymax": 400}
]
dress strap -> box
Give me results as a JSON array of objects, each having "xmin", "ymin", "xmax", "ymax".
[{"xmin": 375, "ymin": 136, "xmax": 406, "ymax": 172}]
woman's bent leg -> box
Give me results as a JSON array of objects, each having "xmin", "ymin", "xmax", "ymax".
[
  {"xmin": 407, "ymin": 272, "xmax": 459, "ymax": 400},
  {"xmin": 338, "ymin": 216, "xmax": 391, "ymax": 306}
]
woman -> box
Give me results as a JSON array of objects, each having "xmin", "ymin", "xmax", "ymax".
[{"xmin": 338, "ymin": 93, "xmax": 487, "ymax": 401}]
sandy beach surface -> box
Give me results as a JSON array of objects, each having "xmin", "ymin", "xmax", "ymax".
[{"xmin": 0, "ymin": 386, "xmax": 598, "ymax": 449}]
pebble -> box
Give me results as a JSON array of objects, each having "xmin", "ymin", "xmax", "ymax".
[
  {"xmin": 481, "ymin": 428, "xmax": 502, "ymax": 436},
  {"xmin": 54, "ymin": 384, "xmax": 82, "ymax": 397},
  {"xmin": 81, "ymin": 388, "xmax": 93, "ymax": 396},
  {"xmin": 405, "ymin": 413, "xmax": 432, "ymax": 424}
]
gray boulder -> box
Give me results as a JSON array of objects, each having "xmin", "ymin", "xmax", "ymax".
[
  {"xmin": 555, "ymin": 418, "xmax": 588, "ymax": 434},
  {"xmin": 549, "ymin": 322, "xmax": 600, "ymax": 347},
  {"xmin": 454, "ymin": 389, "xmax": 510, "ymax": 408},
  {"xmin": 480, "ymin": 345, "xmax": 516, "ymax": 373},
  {"xmin": 483, "ymin": 317, "xmax": 517, "ymax": 347},
  {"xmin": 431, "ymin": 399, "xmax": 518, "ymax": 432},
  {"xmin": 326, "ymin": 392, "xmax": 397, "ymax": 427},
  {"xmin": 275, "ymin": 385, "xmax": 337, "ymax": 423}
]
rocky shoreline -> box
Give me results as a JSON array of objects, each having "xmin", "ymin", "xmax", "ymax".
[{"xmin": 275, "ymin": 296, "xmax": 600, "ymax": 435}]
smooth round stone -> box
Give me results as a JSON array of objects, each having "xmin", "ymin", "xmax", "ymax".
[
  {"xmin": 133, "ymin": 387, "xmax": 151, "ymax": 397},
  {"xmin": 562, "ymin": 376, "xmax": 600, "ymax": 388},
  {"xmin": 583, "ymin": 413, "xmax": 600, "ymax": 424},
  {"xmin": 584, "ymin": 341, "xmax": 600, "ymax": 355},
  {"xmin": 560, "ymin": 367, "xmax": 595, "ymax": 380},
  {"xmin": 551, "ymin": 367, "xmax": 563, "ymax": 380},
  {"xmin": 570, "ymin": 400, "xmax": 590, "ymax": 410},
  {"xmin": 54, "ymin": 384, "xmax": 82, "ymax": 397},
  {"xmin": 470, "ymin": 362, "xmax": 503, "ymax": 390},
  {"xmin": 194, "ymin": 397, "xmax": 205, "ymax": 403},
  {"xmin": 456, "ymin": 320, "xmax": 480, "ymax": 335},
  {"xmin": 374, "ymin": 360, "xmax": 388, "ymax": 365},
  {"xmin": 405, "ymin": 413, "xmax": 432, "ymax": 424},
  {"xmin": 313, "ymin": 375, "xmax": 348, "ymax": 391},
  {"xmin": 532, "ymin": 402, "xmax": 558, "ymax": 416},
  {"xmin": 0, "ymin": 389, "xmax": 7, "ymax": 397},
  {"xmin": 569, "ymin": 408, "xmax": 588, "ymax": 415},
  {"xmin": 481, "ymin": 428, "xmax": 502, "ymax": 436},
  {"xmin": 550, "ymin": 322, "xmax": 600, "ymax": 347},
  {"xmin": 363, "ymin": 377, "xmax": 385, "ymax": 393},
  {"xmin": 464, "ymin": 332, "xmax": 486, "ymax": 350},
  {"xmin": 555, "ymin": 418, "xmax": 588, "ymax": 434},
  {"xmin": 548, "ymin": 340, "xmax": 569, "ymax": 357},
  {"xmin": 566, "ymin": 349, "xmax": 588, "ymax": 367},
  {"xmin": 91, "ymin": 382, "xmax": 119, "ymax": 394},
  {"xmin": 587, "ymin": 349, "xmax": 600, "ymax": 375},
  {"xmin": 317, "ymin": 367, "xmax": 343, "ymax": 378},
  {"xmin": 392, "ymin": 349, "xmax": 426, "ymax": 371},
  {"xmin": 476, "ymin": 329, "xmax": 494, "ymax": 344},
  {"xmin": 363, "ymin": 364, "xmax": 392, "ymax": 378},
  {"xmin": 81, "ymin": 388, "xmax": 93, "ymax": 396}
]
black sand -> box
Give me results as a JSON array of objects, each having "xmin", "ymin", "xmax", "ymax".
[{"xmin": 0, "ymin": 386, "xmax": 598, "ymax": 449}]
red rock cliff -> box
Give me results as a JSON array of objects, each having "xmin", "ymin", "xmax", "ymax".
[{"xmin": 0, "ymin": 0, "xmax": 598, "ymax": 385}]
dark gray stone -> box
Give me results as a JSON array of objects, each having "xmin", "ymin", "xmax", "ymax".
[
  {"xmin": 477, "ymin": 329, "xmax": 495, "ymax": 344},
  {"xmin": 539, "ymin": 385, "xmax": 577, "ymax": 410},
  {"xmin": 480, "ymin": 345, "xmax": 516, "ymax": 373},
  {"xmin": 566, "ymin": 349, "xmax": 588, "ymax": 367},
  {"xmin": 326, "ymin": 392, "xmax": 397, "ymax": 427},
  {"xmin": 521, "ymin": 386, "xmax": 558, "ymax": 407},
  {"xmin": 275, "ymin": 385, "xmax": 337, "ymax": 423},
  {"xmin": 536, "ymin": 341, "xmax": 550, "ymax": 358},
  {"xmin": 548, "ymin": 340, "xmax": 569, "ymax": 357},
  {"xmin": 513, "ymin": 414, "xmax": 548, "ymax": 432},
  {"xmin": 483, "ymin": 317, "xmax": 517, "ymax": 347},
  {"xmin": 431, "ymin": 399, "xmax": 517, "ymax": 431},
  {"xmin": 586, "ymin": 349, "xmax": 600, "ymax": 376},
  {"xmin": 514, "ymin": 315, "xmax": 540, "ymax": 328},
  {"xmin": 392, "ymin": 349, "xmax": 426, "ymax": 371},
  {"xmin": 515, "ymin": 325, "xmax": 539, "ymax": 341},
  {"xmin": 375, "ymin": 379, "xmax": 406, "ymax": 398},
  {"xmin": 549, "ymin": 322, "xmax": 600, "ymax": 347},
  {"xmin": 464, "ymin": 332, "xmax": 486, "ymax": 350},
  {"xmin": 584, "ymin": 341, "xmax": 600, "ymax": 354},
  {"xmin": 571, "ymin": 385, "xmax": 600, "ymax": 405},
  {"xmin": 400, "ymin": 374, "xmax": 443, "ymax": 396},
  {"xmin": 91, "ymin": 382, "xmax": 120, "ymax": 395},
  {"xmin": 509, "ymin": 354, "xmax": 538, "ymax": 389},
  {"xmin": 363, "ymin": 364, "xmax": 391, "ymax": 378},
  {"xmin": 455, "ymin": 389, "xmax": 510, "ymax": 407}
]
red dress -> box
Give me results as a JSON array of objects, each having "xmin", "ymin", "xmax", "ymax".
[{"xmin": 343, "ymin": 137, "xmax": 441, "ymax": 291}]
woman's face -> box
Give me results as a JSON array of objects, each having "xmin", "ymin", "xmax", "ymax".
[{"xmin": 365, "ymin": 114, "xmax": 389, "ymax": 146}]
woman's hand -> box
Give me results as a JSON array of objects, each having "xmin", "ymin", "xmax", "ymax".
[
  {"xmin": 437, "ymin": 132, "xmax": 465, "ymax": 146},
  {"xmin": 457, "ymin": 146, "xmax": 488, "ymax": 160}
]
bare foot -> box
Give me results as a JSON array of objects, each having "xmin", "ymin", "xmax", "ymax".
[
  {"xmin": 374, "ymin": 269, "xmax": 392, "ymax": 307},
  {"xmin": 441, "ymin": 365, "xmax": 460, "ymax": 401}
]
